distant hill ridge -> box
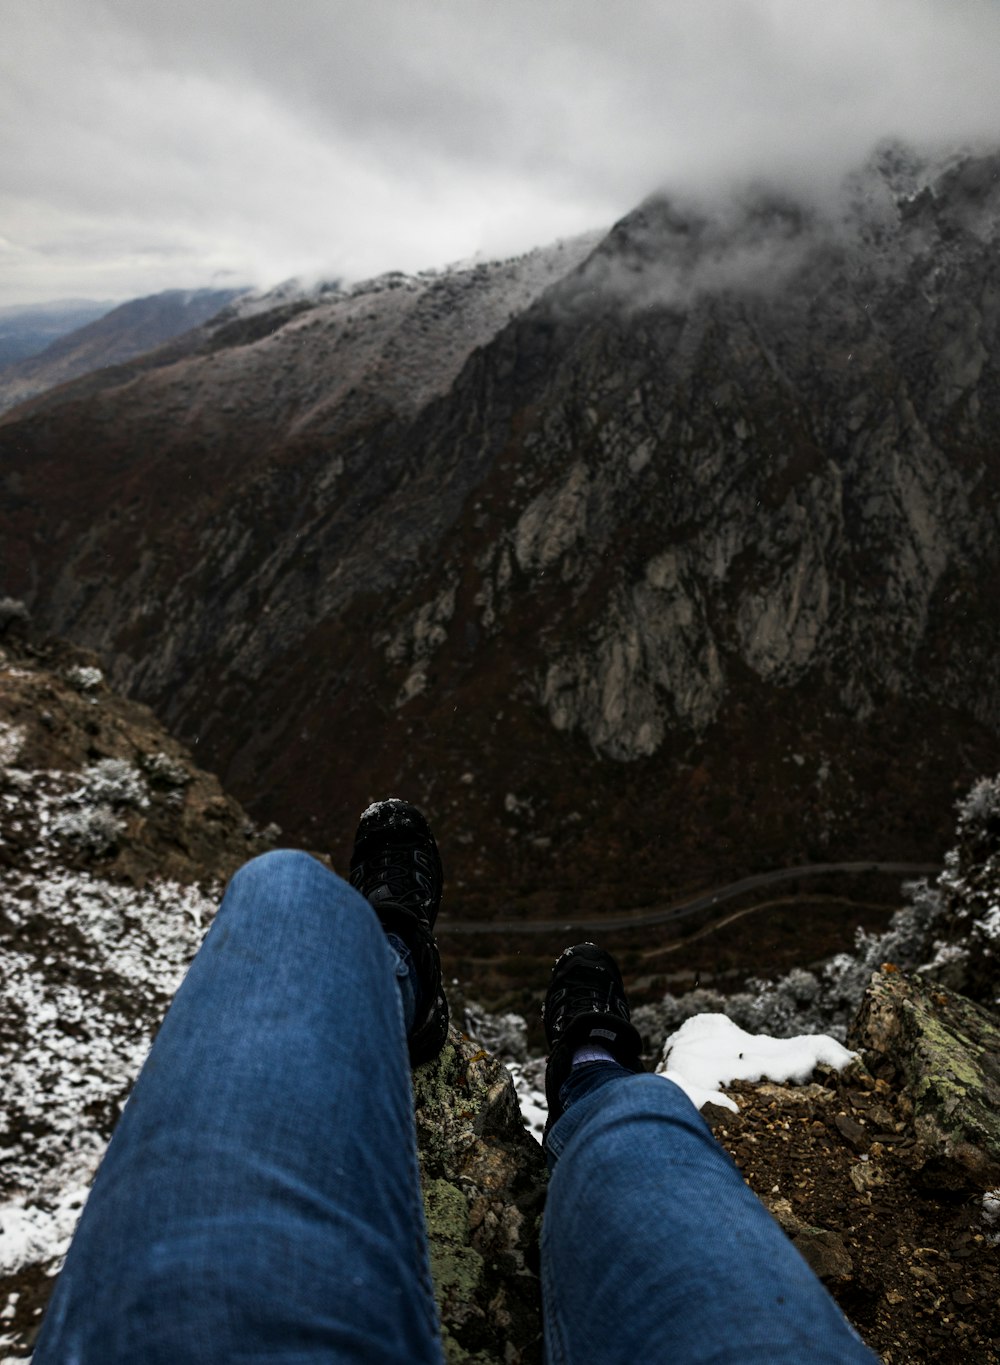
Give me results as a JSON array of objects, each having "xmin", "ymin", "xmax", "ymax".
[
  {"xmin": 0, "ymin": 299, "xmax": 114, "ymax": 369},
  {"xmin": 0, "ymin": 287, "xmax": 244, "ymax": 415}
]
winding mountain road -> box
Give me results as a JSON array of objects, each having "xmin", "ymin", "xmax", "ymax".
[{"xmin": 437, "ymin": 862, "xmax": 941, "ymax": 935}]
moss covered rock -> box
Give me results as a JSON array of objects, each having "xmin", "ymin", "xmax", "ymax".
[
  {"xmin": 849, "ymin": 968, "xmax": 1000, "ymax": 1190},
  {"xmin": 413, "ymin": 1029, "xmax": 547, "ymax": 1364}
]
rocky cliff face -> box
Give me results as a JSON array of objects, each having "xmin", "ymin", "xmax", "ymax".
[{"xmin": 2, "ymin": 146, "xmax": 1000, "ymax": 953}]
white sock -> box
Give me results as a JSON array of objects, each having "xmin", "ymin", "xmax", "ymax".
[{"xmin": 571, "ymin": 1043, "xmax": 616, "ymax": 1068}]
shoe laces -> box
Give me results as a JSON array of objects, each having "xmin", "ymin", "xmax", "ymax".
[
  {"xmin": 544, "ymin": 964, "xmax": 629, "ymax": 1036},
  {"xmin": 350, "ymin": 844, "xmax": 437, "ymax": 923}
]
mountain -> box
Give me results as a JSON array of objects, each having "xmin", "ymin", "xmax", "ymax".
[
  {"xmin": 0, "ymin": 288, "xmax": 244, "ymax": 415},
  {"xmin": 0, "ymin": 300, "xmax": 114, "ymax": 369},
  {"xmin": 2, "ymin": 145, "xmax": 1000, "ymax": 999}
]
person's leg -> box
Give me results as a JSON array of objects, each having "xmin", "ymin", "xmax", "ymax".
[
  {"xmin": 33, "ymin": 849, "xmax": 443, "ymax": 1365},
  {"xmin": 539, "ymin": 945, "xmax": 878, "ymax": 1365}
]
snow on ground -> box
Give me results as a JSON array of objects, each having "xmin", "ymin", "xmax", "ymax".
[
  {"xmin": 506, "ymin": 1059, "xmax": 548, "ymax": 1140},
  {"xmin": 210, "ymin": 230, "xmax": 604, "ymax": 434},
  {"xmin": 0, "ymin": 760, "xmax": 218, "ymax": 1288},
  {"xmin": 502, "ymin": 1012, "xmax": 854, "ymax": 1138},
  {"xmin": 983, "ymin": 1189, "xmax": 1000, "ymax": 1246},
  {"xmin": 656, "ymin": 1013, "xmax": 855, "ymax": 1114}
]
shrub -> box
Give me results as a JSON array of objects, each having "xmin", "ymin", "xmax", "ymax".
[
  {"xmin": 140, "ymin": 752, "xmax": 191, "ymax": 788},
  {"xmin": 51, "ymin": 804, "xmax": 126, "ymax": 855},
  {"xmin": 51, "ymin": 760, "xmax": 150, "ymax": 856},
  {"xmin": 0, "ymin": 596, "xmax": 30, "ymax": 633},
  {"xmin": 0, "ymin": 721, "xmax": 26, "ymax": 768},
  {"xmin": 65, "ymin": 665, "xmax": 104, "ymax": 692},
  {"xmin": 72, "ymin": 759, "xmax": 149, "ymax": 809}
]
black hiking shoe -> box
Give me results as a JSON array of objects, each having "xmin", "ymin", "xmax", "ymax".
[
  {"xmin": 349, "ymin": 797, "xmax": 449, "ymax": 1066},
  {"xmin": 542, "ymin": 942, "xmax": 643, "ymax": 1136}
]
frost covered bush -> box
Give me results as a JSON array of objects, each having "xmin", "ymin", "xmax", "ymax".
[
  {"xmin": 140, "ymin": 751, "xmax": 191, "ymax": 788},
  {"xmin": 50, "ymin": 804, "xmax": 126, "ymax": 855},
  {"xmin": 50, "ymin": 760, "xmax": 150, "ymax": 856},
  {"xmin": 72, "ymin": 759, "xmax": 149, "ymax": 810},
  {"xmin": 0, "ymin": 721, "xmax": 26, "ymax": 768},
  {"xmin": 641, "ymin": 772, "xmax": 1000, "ymax": 1049},
  {"xmin": 932, "ymin": 774, "xmax": 1000, "ymax": 1005},
  {"xmin": 65, "ymin": 665, "xmax": 103, "ymax": 692},
  {"xmin": 0, "ymin": 595, "xmax": 30, "ymax": 633},
  {"xmin": 463, "ymin": 1003, "xmax": 529, "ymax": 1062},
  {"xmin": 632, "ymin": 989, "xmax": 728, "ymax": 1050},
  {"xmin": 955, "ymin": 776, "xmax": 1000, "ymax": 845},
  {"xmin": 984, "ymin": 1191, "xmax": 1000, "ymax": 1247},
  {"xmin": 638, "ymin": 878, "xmax": 949, "ymax": 1047}
]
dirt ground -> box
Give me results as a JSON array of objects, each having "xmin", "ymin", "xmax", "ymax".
[{"xmin": 708, "ymin": 1064, "xmax": 1000, "ymax": 1363}]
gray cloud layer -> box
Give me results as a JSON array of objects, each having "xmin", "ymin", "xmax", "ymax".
[{"xmin": 3, "ymin": 0, "xmax": 1000, "ymax": 305}]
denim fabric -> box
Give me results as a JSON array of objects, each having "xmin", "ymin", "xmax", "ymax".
[
  {"xmin": 542, "ymin": 1068, "xmax": 878, "ymax": 1364},
  {"xmin": 33, "ymin": 850, "xmax": 442, "ymax": 1365},
  {"xmin": 385, "ymin": 931, "xmax": 419, "ymax": 1029},
  {"xmin": 35, "ymin": 849, "xmax": 877, "ymax": 1365}
]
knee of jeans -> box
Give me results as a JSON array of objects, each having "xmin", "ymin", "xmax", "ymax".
[
  {"xmin": 226, "ymin": 848, "xmax": 356, "ymax": 912},
  {"xmin": 574, "ymin": 1073, "xmax": 715, "ymax": 1161}
]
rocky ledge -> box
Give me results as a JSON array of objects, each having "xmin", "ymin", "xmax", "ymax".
[
  {"xmin": 1, "ymin": 627, "xmax": 997, "ymax": 1362},
  {"xmin": 426, "ymin": 967, "xmax": 1000, "ymax": 1364}
]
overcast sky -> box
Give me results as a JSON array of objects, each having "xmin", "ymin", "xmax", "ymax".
[{"xmin": 3, "ymin": 0, "xmax": 1000, "ymax": 308}]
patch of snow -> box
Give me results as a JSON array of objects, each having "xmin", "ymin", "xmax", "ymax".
[
  {"xmin": 0, "ymin": 722, "xmax": 25, "ymax": 768},
  {"xmin": 656, "ymin": 1013, "xmax": 854, "ymax": 1112},
  {"xmin": 0, "ymin": 1179, "xmax": 91, "ymax": 1277},
  {"xmin": 64, "ymin": 665, "xmax": 103, "ymax": 692},
  {"xmin": 0, "ymin": 758, "xmax": 219, "ymax": 1280},
  {"xmin": 983, "ymin": 1189, "xmax": 1000, "ymax": 1246},
  {"xmin": 507, "ymin": 1061, "xmax": 548, "ymax": 1140},
  {"xmin": 359, "ymin": 797, "xmax": 405, "ymax": 822}
]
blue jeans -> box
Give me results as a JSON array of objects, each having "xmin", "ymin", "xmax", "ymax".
[
  {"xmin": 544, "ymin": 1064, "xmax": 878, "ymax": 1363},
  {"xmin": 34, "ymin": 851, "xmax": 876, "ymax": 1364},
  {"xmin": 34, "ymin": 850, "xmax": 441, "ymax": 1364}
]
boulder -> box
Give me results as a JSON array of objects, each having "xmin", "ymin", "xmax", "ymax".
[
  {"xmin": 763, "ymin": 1197, "xmax": 854, "ymax": 1282},
  {"xmin": 848, "ymin": 968, "xmax": 1000, "ymax": 1190},
  {"xmin": 413, "ymin": 1030, "xmax": 548, "ymax": 1364}
]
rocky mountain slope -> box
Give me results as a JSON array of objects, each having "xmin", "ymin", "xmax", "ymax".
[
  {"xmin": 2, "ymin": 145, "xmax": 1000, "ymax": 985},
  {"xmin": 0, "ymin": 288, "xmax": 242, "ymax": 416},
  {"xmin": 1, "ymin": 627, "xmax": 997, "ymax": 1362}
]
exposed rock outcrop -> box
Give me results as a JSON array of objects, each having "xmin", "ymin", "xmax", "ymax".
[
  {"xmin": 850, "ymin": 971, "xmax": 1000, "ymax": 1191},
  {"xmin": 414, "ymin": 1033, "xmax": 546, "ymax": 1364}
]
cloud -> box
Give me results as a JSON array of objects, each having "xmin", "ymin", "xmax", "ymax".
[{"xmin": 3, "ymin": 0, "xmax": 1000, "ymax": 305}]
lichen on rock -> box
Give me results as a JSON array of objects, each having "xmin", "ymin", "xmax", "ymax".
[
  {"xmin": 849, "ymin": 968, "xmax": 1000, "ymax": 1190},
  {"xmin": 412, "ymin": 1029, "xmax": 547, "ymax": 1364}
]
